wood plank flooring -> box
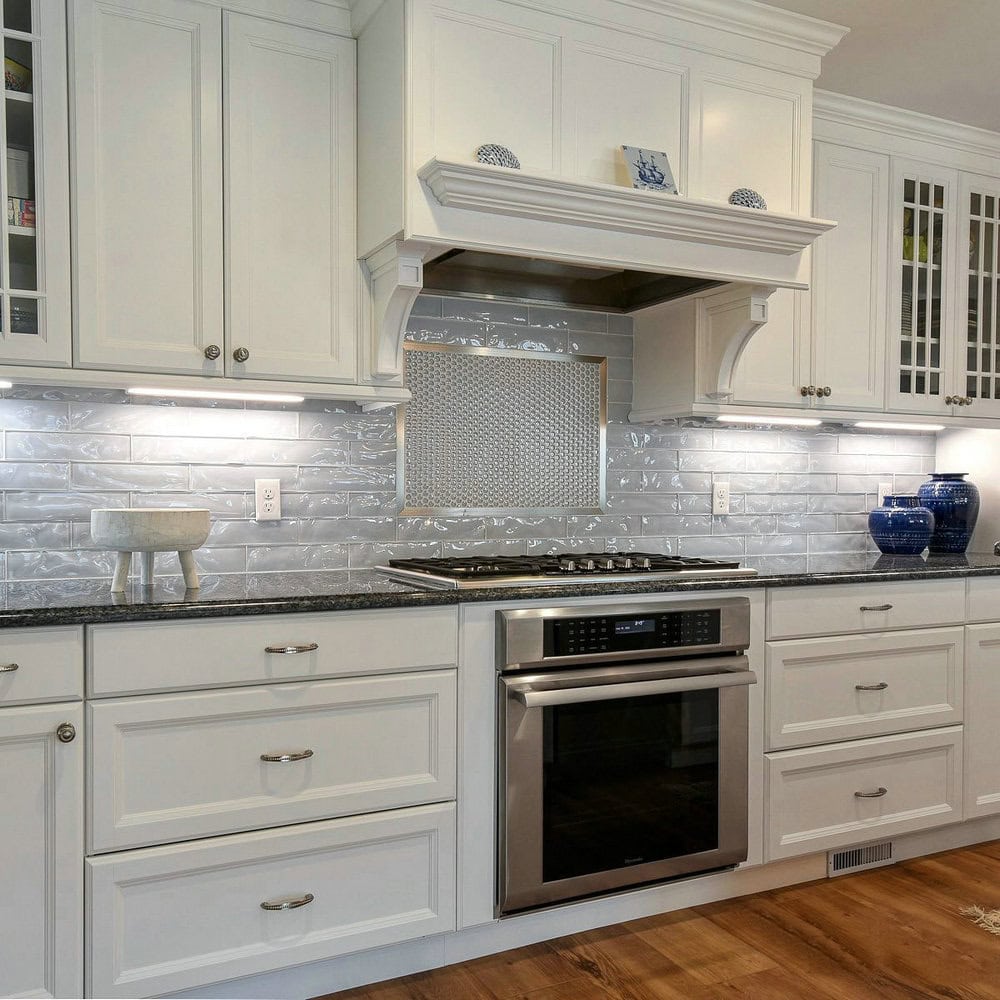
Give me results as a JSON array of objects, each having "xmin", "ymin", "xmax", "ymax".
[{"xmin": 322, "ymin": 841, "xmax": 1000, "ymax": 1000}]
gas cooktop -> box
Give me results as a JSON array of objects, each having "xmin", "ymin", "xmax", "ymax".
[{"xmin": 376, "ymin": 553, "xmax": 758, "ymax": 590}]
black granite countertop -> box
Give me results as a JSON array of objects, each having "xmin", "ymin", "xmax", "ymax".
[{"xmin": 2, "ymin": 553, "xmax": 1000, "ymax": 628}]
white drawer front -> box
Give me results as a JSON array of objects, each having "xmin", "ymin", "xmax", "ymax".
[
  {"xmin": 967, "ymin": 577, "xmax": 1000, "ymax": 623},
  {"xmin": 88, "ymin": 606, "xmax": 459, "ymax": 696},
  {"xmin": 86, "ymin": 803, "xmax": 456, "ymax": 998},
  {"xmin": 765, "ymin": 727, "xmax": 962, "ymax": 861},
  {"xmin": 964, "ymin": 624, "xmax": 1000, "ymax": 819},
  {"xmin": 766, "ymin": 580, "xmax": 965, "ymax": 640},
  {"xmin": 89, "ymin": 671, "xmax": 456, "ymax": 851},
  {"xmin": 766, "ymin": 627, "xmax": 964, "ymax": 750},
  {"xmin": 0, "ymin": 627, "xmax": 83, "ymax": 706}
]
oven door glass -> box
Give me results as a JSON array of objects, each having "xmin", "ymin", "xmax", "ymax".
[{"xmin": 541, "ymin": 689, "xmax": 719, "ymax": 882}]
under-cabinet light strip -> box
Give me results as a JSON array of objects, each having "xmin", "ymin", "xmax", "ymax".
[
  {"xmin": 716, "ymin": 415, "xmax": 823, "ymax": 427},
  {"xmin": 127, "ymin": 387, "xmax": 305, "ymax": 404},
  {"xmin": 854, "ymin": 421, "xmax": 945, "ymax": 432},
  {"xmin": 0, "ymin": 380, "xmax": 11, "ymax": 389}
]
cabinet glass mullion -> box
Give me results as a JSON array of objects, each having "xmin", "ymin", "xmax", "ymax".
[
  {"xmin": 899, "ymin": 176, "xmax": 945, "ymax": 399},
  {"xmin": 1, "ymin": 0, "xmax": 40, "ymax": 338},
  {"xmin": 966, "ymin": 190, "xmax": 1000, "ymax": 401}
]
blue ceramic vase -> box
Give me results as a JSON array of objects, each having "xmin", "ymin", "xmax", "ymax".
[
  {"xmin": 917, "ymin": 473, "xmax": 980, "ymax": 553},
  {"xmin": 867, "ymin": 495, "xmax": 935, "ymax": 555}
]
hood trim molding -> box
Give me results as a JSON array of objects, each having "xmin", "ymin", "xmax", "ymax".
[{"xmin": 419, "ymin": 158, "xmax": 836, "ymax": 258}]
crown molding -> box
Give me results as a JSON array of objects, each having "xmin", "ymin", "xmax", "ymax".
[
  {"xmin": 419, "ymin": 158, "xmax": 835, "ymax": 258},
  {"xmin": 610, "ymin": 0, "xmax": 848, "ymax": 60},
  {"xmin": 814, "ymin": 90, "xmax": 1000, "ymax": 161}
]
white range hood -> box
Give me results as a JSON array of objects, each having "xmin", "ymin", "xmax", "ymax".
[{"xmin": 353, "ymin": 0, "xmax": 846, "ymax": 391}]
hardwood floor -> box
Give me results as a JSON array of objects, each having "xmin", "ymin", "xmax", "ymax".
[{"xmin": 323, "ymin": 841, "xmax": 1000, "ymax": 1000}]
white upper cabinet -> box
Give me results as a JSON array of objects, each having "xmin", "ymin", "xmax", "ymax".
[
  {"xmin": 70, "ymin": 0, "xmax": 360, "ymax": 385},
  {"xmin": 809, "ymin": 142, "xmax": 890, "ymax": 411},
  {"xmin": 71, "ymin": 0, "xmax": 224, "ymax": 376},
  {"xmin": 0, "ymin": 0, "xmax": 71, "ymax": 368},
  {"xmin": 224, "ymin": 14, "xmax": 357, "ymax": 382}
]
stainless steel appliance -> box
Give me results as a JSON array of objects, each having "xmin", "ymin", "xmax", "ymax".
[
  {"xmin": 378, "ymin": 553, "xmax": 758, "ymax": 589},
  {"xmin": 497, "ymin": 597, "xmax": 755, "ymax": 915}
]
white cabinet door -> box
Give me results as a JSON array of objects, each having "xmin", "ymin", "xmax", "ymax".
[
  {"xmin": 954, "ymin": 172, "xmax": 1000, "ymax": 419},
  {"xmin": 0, "ymin": 1, "xmax": 72, "ymax": 367},
  {"xmin": 70, "ymin": 0, "xmax": 224, "ymax": 375},
  {"xmin": 964, "ymin": 623, "xmax": 1000, "ymax": 819},
  {"xmin": 886, "ymin": 158, "xmax": 960, "ymax": 415},
  {"xmin": 225, "ymin": 14, "xmax": 357, "ymax": 382},
  {"xmin": 0, "ymin": 703, "xmax": 83, "ymax": 999},
  {"xmin": 810, "ymin": 142, "xmax": 889, "ymax": 411}
]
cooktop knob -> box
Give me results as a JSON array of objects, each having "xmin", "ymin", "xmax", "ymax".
[
  {"xmin": 597, "ymin": 557, "xmax": 617, "ymax": 571},
  {"xmin": 558, "ymin": 558, "xmax": 577, "ymax": 572},
  {"xmin": 635, "ymin": 556, "xmax": 652, "ymax": 569},
  {"xmin": 577, "ymin": 558, "xmax": 596, "ymax": 571},
  {"xmin": 616, "ymin": 556, "xmax": 634, "ymax": 570}
]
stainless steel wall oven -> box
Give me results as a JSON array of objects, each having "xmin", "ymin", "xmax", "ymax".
[{"xmin": 497, "ymin": 598, "xmax": 755, "ymax": 915}]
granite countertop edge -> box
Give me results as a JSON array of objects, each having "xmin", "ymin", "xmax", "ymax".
[{"xmin": 3, "ymin": 559, "xmax": 1000, "ymax": 628}]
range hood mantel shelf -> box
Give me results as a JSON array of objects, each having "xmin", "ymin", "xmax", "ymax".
[{"xmin": 418, "ymin": 158, "xmax": 836, "ymax": 257}]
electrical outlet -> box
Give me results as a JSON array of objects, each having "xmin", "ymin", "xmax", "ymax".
[
  {"xmin": 255, "ymin": 478, "xmax": 281, "ymax": 521},
  {"xmin": 878, "ymin": 481, "xmax": 893, "ymax": 504},
  {"xmin": 712, "ymin": 480, "xmax": 730, "ymax": 516}
]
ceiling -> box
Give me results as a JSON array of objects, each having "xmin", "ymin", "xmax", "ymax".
[{"xmin": 765, "ymin": 0, "xmax": 1000, "ymax": 133}]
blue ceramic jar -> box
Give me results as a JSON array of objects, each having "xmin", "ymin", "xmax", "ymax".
[
  {"xmin": 917, "ymin": 473, "xmax": 981, "ymax": 553},
  {"xmin": 867, "ymin": 495, "xmax": 935, "ymax": 555}
]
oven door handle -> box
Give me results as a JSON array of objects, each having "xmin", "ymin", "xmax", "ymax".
[{"xmin": 509, "ymin": 669, "xmax": 757, "ymax": 708}]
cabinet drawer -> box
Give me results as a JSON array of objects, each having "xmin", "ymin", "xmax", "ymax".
[
  {"xmin": 967, "ymin": 577, "xmax": 1000, "ymax": 622},
  {"xmin": 89, "ymin": 671, "xmax": 456, "ymax": 851},
  {"xmin": 86, "ymin": 802, "xmax": 456, "ymax": 998},
  {"xmin": 766, "ymin": 627, "xmax": 963, "ymax": 750},
  {"xmin": 0, "ymin": 627, "xmax": 83, "ymax": 706},
  {"xmin": 765, "ymin": 727, "xmax": 962, "ymax": 861},
  {"xmin": 766, "ymin": 580, "xmax": 965, "ymax": 639},
  {"xmin": 88, "ymin": 606, "xmax": 459, "ymax": 696}
]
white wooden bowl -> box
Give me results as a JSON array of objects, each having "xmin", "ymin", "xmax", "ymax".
[{"xmin": 91, "ymin": 508, "xmax": 211, "ymax": 592}]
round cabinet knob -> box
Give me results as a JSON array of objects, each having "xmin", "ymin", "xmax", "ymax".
[
  {"xmin": 945, "ymin": 395, "xmax": 955, "ymax": 405},
  {"xmin": 800, "ymin": 385, "xmax": 816, "ymax": 397},
  {"xmin": 203, "ymin": 344, "xmax": 221, "ymax": 360},
  {"xmin": 820, "ymin": 386, "xmax": 832, "ymax": 397},
  {"xmin": 56, "ymin": 723, "xmax": 76, "ymax": 744},
  {"xmin": 965, "ymin": 396, "xmax": 974, "ymax": 406},
  {"xmin": 233, "ymin": 347, "xmax": 250, "ymax": 363}
]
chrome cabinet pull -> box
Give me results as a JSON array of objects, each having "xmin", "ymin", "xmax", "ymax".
[
  {"xmin": 854, "ymin": 787, "xmax": 888, "ymax": 798},
  {"xmin": 265, "ymin": 643, "xmax": 319, "ymax": 655},
  {"xmin": 56, "ymin": 723, "xmax": 76, "ymax": 743},
  {"xmin": 260, "ymin": 749, "xmax": 314, "ymax": 763},
  {"xmin": 859, "ymin": 604, "xmax": 893, "ymax": 612},
  {"xmin": 855, "ymin": 682, "xmax": 889, "ymax": 691},
  {"xmin": 0, "ymin": 662, "xmax": 19, "ymax": 673},
  {"xmin": 260, "ymin": 892, "xmax": 314, "ymax": 911}
]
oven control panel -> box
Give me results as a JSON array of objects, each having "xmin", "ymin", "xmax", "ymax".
[{"xmin": 545, "ymin": 608, "xmax": 720, "ymax": 657}]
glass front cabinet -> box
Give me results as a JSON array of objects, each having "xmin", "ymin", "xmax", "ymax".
[{"xmin": 0, "ymin": 0, "xmax": 70, "ymax": 367}]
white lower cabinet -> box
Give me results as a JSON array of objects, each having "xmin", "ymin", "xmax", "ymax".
[
  {"xmin": 964, "ymin": 623, "xmax": 1000, "ymax": 819},
  {"xmin": 88, "ymin": 670, "xmax": 457, "ymax": 851},
  {"xmin": 765, "ymin": 727, "xmax": 963, "ymax": 860},
  {"xmin": 0, "ymin": 702, "xmax": 84, "ymax": 999},
  {"xmin": 766, "ymin": 628, "xmax": 963, "ymax": 750},
  {"xmin": 86, "ymin": 802, "xmax": 457, "ymax": 998}
]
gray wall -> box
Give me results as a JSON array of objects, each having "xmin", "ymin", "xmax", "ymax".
[{"xmin": 0, "ymin": 294, "xmax": 936, "ymax": 587}]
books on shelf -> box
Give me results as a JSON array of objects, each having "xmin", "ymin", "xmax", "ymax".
[{"xmin": 7, "ymin": 197, "xmax": 34, "ymax": 228}]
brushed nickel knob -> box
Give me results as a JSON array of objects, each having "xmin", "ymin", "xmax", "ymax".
[
  {"xmin": 203, "ymin": 344, "xmax": 221, "ymax": 360},
  {"xmin": 820, "ymin": 386, "xmax": 832, "ymax": 397},
  {"xmin": 965, "ymin": 396, "xmax": 974, "ymax": 406},
  {"xmin": 800, "ymin": 385, "xmax": 816, "ymax": 396},
  {"xmin": 56, "ymin": 723, "xmax": 76, "ymax": 743},
  {"xmin": 945, "ymin": 395, "xmax": 956, "ymax": 405},
  {"xmin": 233, "ymin": 347, "xmax": 250, "ymax": 363}
]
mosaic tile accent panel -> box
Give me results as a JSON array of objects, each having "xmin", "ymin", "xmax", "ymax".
[
  {"xmin": 0, "ymin": 294, "xmax": 937, "ymax": 584},
  {"xmin": 402, "ymin": 345, "xmax": 604, "ymax": 511}
]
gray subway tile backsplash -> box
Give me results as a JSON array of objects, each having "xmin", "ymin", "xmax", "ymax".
[{"xmin": 0, "ymin": 293, "xmax": 941, "ymax": 584}]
